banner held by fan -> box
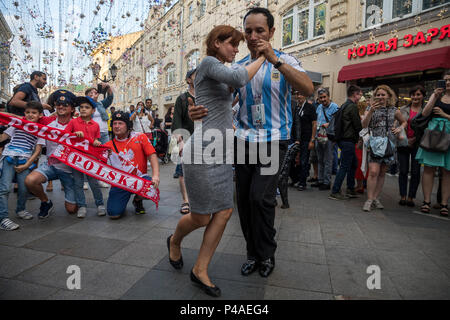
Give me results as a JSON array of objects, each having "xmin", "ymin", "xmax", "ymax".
[
  {"xmin": 51, "ymin": 145, "xmax": 160, "ymax": 207},
  {"xmin": 0, "ymin": 113, "xmax": 110, "ymax": 163}
]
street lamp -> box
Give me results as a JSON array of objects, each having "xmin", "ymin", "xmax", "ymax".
[{"xmin": 90, "ymin": 63, "xmax": 118, "ymax": 82}]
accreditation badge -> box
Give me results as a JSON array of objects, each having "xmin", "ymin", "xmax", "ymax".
[{"xmin": 251, "ymin": 104, "xmax": 266, "ymax": 128}]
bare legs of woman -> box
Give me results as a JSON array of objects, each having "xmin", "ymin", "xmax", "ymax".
[
  {"xmin": 421, "ymin": 166, "xmax": 435, "ymax": 204},
  {"xmin": 364, "ymin": 163, "xmax": 387, "ymax": 211},
  {"xmin": 170, "ymin": 208, "xmax": 232, "ymax": 287}
]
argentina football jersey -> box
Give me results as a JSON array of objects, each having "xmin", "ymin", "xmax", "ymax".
[{"xmin": 234, "ymin": 49, "xmax": 306, "ymax": 142}]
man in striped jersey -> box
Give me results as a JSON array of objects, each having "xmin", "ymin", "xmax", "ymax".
[{"xmin": 190, "ymin": 8, "xmax": 314, "ymax": 277}]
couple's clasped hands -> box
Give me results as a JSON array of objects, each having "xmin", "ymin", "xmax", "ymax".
[{"xmin": 254, "ymin": 39, "xmax": 278, "ymax": 64}]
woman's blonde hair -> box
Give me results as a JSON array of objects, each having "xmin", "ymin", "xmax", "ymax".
[{"xmin": 373, "ymin": 85, "xmax": 397, "ymax": 107}]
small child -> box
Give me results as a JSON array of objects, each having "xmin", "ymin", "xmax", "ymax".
[
  {"xmin": 65, "ymin": 96, "xmax": 105, "ymax": 218},
  {"xmin": 0, "ymin": 101, "xmax": 45, "ymax": 230}
]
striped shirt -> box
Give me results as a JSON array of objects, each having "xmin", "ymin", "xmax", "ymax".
[
  {"xmin": 2, "ymin": 127, "xmax": 45, "ymax": 158},
  {"xmin": 234, "ymin": 50, "xmax": 305, "ymax": 142}
]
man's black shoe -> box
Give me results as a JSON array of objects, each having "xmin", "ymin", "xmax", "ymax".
[
  {"xmin": 241, "ymin": 259, "xmax": 259, "ymax": 276},
  {"xmin": 311, "ymin": 182, "xmax": 321, "ymax": 188},
  {"xmin": 133, "ymin": 199, "xmax": 146, "ymax": 215},
  {"xmin": 259, "ymin": 257, "xmax": 275, "ymax": 277},
  {"xmin": 297, "ymin": 185, "xmax": 306, "ymax": 191},
  {"xmin": 307, "ymin": 177, "xmax": 318, "ymax": 183},
  {"xmin": 319, "ymin": 184, "xmax": 330, "ymax": 190}
]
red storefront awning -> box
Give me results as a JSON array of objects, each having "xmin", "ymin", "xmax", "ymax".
[{"xmin": 338, "ymin": 46, "xmax": 450, "ymax": 83}]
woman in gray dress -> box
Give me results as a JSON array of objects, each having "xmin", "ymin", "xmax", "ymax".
[{"xmin": 167, "ymin": 25, "xmax": 265, "ymax": 297}]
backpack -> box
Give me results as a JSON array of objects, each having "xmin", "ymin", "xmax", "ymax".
[{"xmin": 326, "ymin": 101, "xmax": 350, "ymax": 142}]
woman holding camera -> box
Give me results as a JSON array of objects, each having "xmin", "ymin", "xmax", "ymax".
[
  {"xmin": 397, "ymin": 85, "xmax": 426, "ymax": 207},
  {"xmin": 361, "ymin": 85, "xmax": 407, "ymax": 212},
  {"xmin": 131, "ymin": 101, "xmax": 155, "ymax": 136},
  {"xmin": 416, "ymin": 71, "xmax": 450, "ymax": 216}
]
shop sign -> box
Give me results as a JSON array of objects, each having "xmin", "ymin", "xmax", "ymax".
[{"xmin": 348, "ymin": 24, "xmax": 450, "ymax": 60}]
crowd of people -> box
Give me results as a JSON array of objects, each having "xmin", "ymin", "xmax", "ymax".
[{"xmin": 0, "ymin": 6, "xmax": 449, "ymax": 299}]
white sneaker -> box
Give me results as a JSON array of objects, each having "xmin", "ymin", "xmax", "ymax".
[
  {"xmin": 363, "ymin": 200, "xmax": 373, "ymax": 212},
  {"xmin": 83, "ymin": 182, "xmax": 89, "ymax": 190},
  {"xmin": 77, "ymin": 207, "xmax": 87, "ymax": 218},
  {"xmin": 99, "ymin": 181, "xmax": 109, "ymax": 188},
  {"xmin": 0, "ymin": 218, "xmax": 19, "ymax": 231},
  {"xmin": 17, "ymin": 210, "xmax": 33, "ymax": 220},
  {"xmin": 97, "ymin": 205, "xmax": 106, "ymax": 216},
  {"xmin": 372, "ymin": 199, "xmax": 384, "ymax": 210}
]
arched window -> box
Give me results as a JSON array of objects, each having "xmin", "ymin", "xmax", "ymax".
[
  {"xmin": 186, "ymin": 50, "xmax": 200, "ymax": 71},
  {"xmin": 146, "ymin": 64, "xmax": 158, "ymax": 89},
  {"xmin": 166, "ymin": 64, "xmax": 176, "ymax": 87}
]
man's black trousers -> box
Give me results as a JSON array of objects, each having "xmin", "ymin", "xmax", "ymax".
[{"xmin": 234, "ymin": 138, "xmax": 288, "ymax": 261}]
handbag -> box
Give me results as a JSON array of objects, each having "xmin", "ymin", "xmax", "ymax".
[
  {"xmin": 368, "ymin": 108, "xmax": 394, "ymax": 159},
  {"xmin": 395, "ymin": 127, "xmax": 409, "ymax": 147},
  {"xmin": 419, "ymin": 122, "xmax": 450, "ymax": 153},
  {"xmin": 317, "ymin": 106, "xmax": 329, "ymax": 145}
]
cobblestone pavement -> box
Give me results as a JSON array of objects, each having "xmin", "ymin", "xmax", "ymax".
[{"xmin": 0, "ymin": 163, "xmax": 449, "ymax": 300}]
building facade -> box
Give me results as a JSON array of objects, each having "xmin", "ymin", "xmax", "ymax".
[
  {"xmin": 0, "ymin": 10, "xmax": 12, "ymax": 107},
  {"xmin": 107, "ymin": 0, "xmax": 450, "ymax": 116}
]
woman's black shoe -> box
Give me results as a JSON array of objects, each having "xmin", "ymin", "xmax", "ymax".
[
  {"xmin": 406, "ymin": 200, "xmax": 415, "ymax": 207},
  {"xmin": 167, "ymin": 235, "xmax": 183, "ymax": 269},
  {"xmin": 399, "ymin": 199, "xmax": 407, "ymax": 206},
  {"xmin": 190, "ymin": 270, "xmax": 221, "ymax": 297}
]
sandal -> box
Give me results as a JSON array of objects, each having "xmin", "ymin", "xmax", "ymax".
[
  {"xmin": 420, "ymin": 201, "xmax": 431, "ymax": 214},
  {"xmin": 180, "ymin": 202, "xmax": 190, "ymax": 215},
  {"xmin": 439, "ymin": 204, "xmax": 448, "ymax": 217}
]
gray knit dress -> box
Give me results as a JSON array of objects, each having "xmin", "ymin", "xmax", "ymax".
[{"xmin": 182, "ymin": 56, "xmax": 249, "ymax": 214}]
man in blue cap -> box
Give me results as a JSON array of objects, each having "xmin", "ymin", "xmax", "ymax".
[{"xmin": 25, "ymin": 90, "xmax": 80, "ymax": 218}]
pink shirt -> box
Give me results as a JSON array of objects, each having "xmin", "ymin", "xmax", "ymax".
[{"xmin": 407, "ymin": 110, "xmax": 418, "ymax": 139}]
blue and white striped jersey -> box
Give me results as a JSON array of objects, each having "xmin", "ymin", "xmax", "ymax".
[
  {"xmin": 2, "ymin": 127, "xmax": 45, "ymax": 158},
  {"xmin": 234, "ymin": 50, "xmax": 306, "ymax": 142}
]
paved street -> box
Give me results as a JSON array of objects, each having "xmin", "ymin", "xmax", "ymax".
[{"xmin": 0, "ymin": 163, "xmax": 449, "ymax": 300}]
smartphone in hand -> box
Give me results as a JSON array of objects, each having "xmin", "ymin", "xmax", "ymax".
[{"xmin": 437, "ymin": 80, "xmax": 446, "ymax": 89}]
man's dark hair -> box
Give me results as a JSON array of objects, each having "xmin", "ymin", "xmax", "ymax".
[
  {"xmin": 25, "ymin": 101, "xmax": 44, "ymax": 113},
  {"xmin": 30, "ymin": 71, "xmax": 45, "ymax": 81},
  {"xmin": 347, "ymin": 85, "xmax": 361, "ymax": 98},
  {"xmin": 111, "ymin": 106, "xmax": 116, "ymax": 111},
  {"xmin": 85, "ymin": 87, "xmax": 97, "ymax": 95},
  {"xmin": 408, "ymin": 85, "xmax": 426, "ymax": 97},
  {"xmin": 317, "ymin": 87, "xmax": 330, "ymax": 96},
  {"xmin": 145, "ymin": 98, "xmax": 152, "ymax": 103},
  {"xmin": 243, "ymin": 7, "xmax": 274, "ymax": 29}
]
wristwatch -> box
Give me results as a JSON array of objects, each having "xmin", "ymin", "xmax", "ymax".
[{"xmin": 273, "ymin": 58, "xmax": 283, "ymax": 69}]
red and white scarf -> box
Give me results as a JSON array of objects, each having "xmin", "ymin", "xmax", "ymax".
[
  {"xmin": 0, "ymin": 113, "xmax": 160, "ymax": 206},
  {"xmin": 51, "ymin": 145, "xmax": 159, "ymax": 205},
  {"xmin": 0, "ymin": 113, "xmax": 109, "ymax": 162}
]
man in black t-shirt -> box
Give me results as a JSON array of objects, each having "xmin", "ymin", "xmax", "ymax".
[
  {"xmin": 291, "ymin": 91, "xmax": 317, "ymax": 191},
  {"xmin": 171, "ymin": 68, "xmax": 196, "ymax": 214},
  {"xmin": 7, "ymin": 71, "xmax": 51, "ymax": 116}
]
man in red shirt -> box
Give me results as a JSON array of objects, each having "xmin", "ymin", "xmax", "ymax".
[
  {"xmin": 65, "ymin": 96, "xmax": 105, "ymax": 218},
  {"xmin": 104, "ymin": 111, "xmax": 160, "ymax": 218}
]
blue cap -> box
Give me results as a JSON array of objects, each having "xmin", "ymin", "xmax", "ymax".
[{"xmin": 75, "ymin": 96, "xmax": 97, "ymax": 109}]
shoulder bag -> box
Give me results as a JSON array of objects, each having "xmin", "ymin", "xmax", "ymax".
[
  {"xmin": 317, "ymin": 106, "xmax": 329, "ymax": 145},
  {"xmin": 419, "ymin": 121, "xmax": 450, "ymax": 153}
]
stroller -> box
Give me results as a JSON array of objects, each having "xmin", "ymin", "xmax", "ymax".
[
  {"xmin": 278, "ymin": 143, "xmax": 301, "ymax": 209},
  {"xmin": 151, "ymin": 128, "xmax": 170, "ymax": 164}
]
